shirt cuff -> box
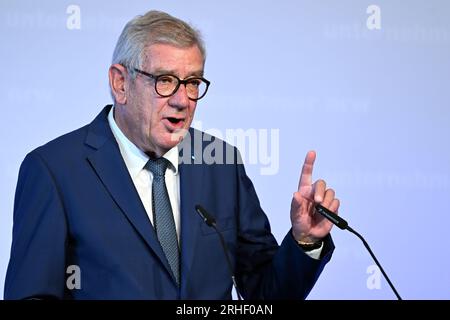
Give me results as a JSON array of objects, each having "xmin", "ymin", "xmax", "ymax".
[{"xmin": 304, "ymin": 242, "xmax": 324, "ymax": 260}]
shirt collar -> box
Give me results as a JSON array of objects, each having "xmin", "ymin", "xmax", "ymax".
[{"xmin": 107, "ymin": 106, "xmax": 179, "ymax": 179}]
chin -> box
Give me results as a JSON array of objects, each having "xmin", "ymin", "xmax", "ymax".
[
  {"xmin": 169, "ymin": 129, "xmax": 189, "ymax": 144},
  {"xmin": 157, "ymin": 138, "xmax": 181, "ymax": 153}
]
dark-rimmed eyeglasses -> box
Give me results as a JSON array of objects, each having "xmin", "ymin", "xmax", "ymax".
[{"xmin": 133, "ymin": 68, "xmax": 210, "ymax": 101}]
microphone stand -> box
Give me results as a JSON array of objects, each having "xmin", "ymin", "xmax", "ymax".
[
  {"xmin": 195, "ymin": 205, "xmax": 243, "ymax": 300},
  {"xmin": 315, "ymin": 204, "xmax": 402, "ymax": 300},
  {"xmin": 346, "ymin": 225, "xmax": 402, "ymax": 300},
  {"xmin": 210, "ymin": 222, "xmax": 242, "ymax": 301}
]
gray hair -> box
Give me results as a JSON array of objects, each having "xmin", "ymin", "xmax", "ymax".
[{"xmin": 111, "ymin": 10, "xmax": 206, "ymax": 78}]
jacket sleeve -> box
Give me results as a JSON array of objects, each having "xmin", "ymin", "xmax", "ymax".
[
  {"xmin": 4, "ymin": 151, "xmax": 68, "ymax": 300},
  {"xmin": 234, "ymin": 157, "xmax": 334, "ymax": 300}
]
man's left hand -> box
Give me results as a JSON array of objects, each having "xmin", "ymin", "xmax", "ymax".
[{"xmin": 290, "ymin": 151, "xmax": 340, "ymax": 244}]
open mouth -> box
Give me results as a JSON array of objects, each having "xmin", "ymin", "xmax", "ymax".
[
  {"xmin": 164, "ymin": 116, "xmax": 186, "ymax": 130},
  {"xmin": 167, "ymin": 117, "xmax": 183, "ymax": 124}
]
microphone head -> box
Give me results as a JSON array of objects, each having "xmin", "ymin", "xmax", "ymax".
[
  {"xmin": 195, "ymin": 204, "xmax": 216, "ymax": 227},
  {"xmin": 315, "ymin": 204, "xmax": 348, "ymax": 230}
]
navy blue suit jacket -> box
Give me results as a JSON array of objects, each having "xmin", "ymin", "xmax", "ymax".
[{"xmin": 5, "ymin": 105, "xmax": 334, "ymax": 299}]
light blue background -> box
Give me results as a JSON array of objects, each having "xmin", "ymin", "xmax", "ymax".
[{"xmin": 1, "ymin": 0, "xmax": 449, "ymax": 299}]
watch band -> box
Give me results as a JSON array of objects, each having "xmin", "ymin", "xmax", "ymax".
[{"xmin": 297, "ymin": 240, "xmax": 323, "ymax": 251}]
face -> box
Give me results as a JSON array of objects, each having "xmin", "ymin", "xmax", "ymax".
[{"xmin": 114, "ymin": 43, "xmax": 204, "ymax": 157}]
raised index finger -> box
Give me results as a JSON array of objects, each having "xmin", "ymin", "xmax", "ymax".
[{"xmin": 298, "ymin": 150, "xmax": 316, "ymax": 190}]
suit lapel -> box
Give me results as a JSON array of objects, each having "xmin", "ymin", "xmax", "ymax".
[
  {"xmin": 178, "ymin": 129, "xmax": 206, "ymax": 297},
  {"xmin": 84, "ymin": 106, "xmax": 175, "ymax": 283}
]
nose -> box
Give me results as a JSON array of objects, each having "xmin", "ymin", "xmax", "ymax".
[{"xmin": 168, "ymin": 83, "xmax": 190, "ymax": 110}]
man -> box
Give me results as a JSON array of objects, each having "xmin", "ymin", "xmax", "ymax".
[{"xmin": 4, "ymin": 10, "xmax": 340, "ymax": 299}]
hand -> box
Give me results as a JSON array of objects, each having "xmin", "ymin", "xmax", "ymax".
[{"xmin": 290, "ymin": 151, "xmax": 340, "ymax": 243}]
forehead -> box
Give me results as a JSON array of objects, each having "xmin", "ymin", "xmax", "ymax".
[{"xmin": 143, "ymin": 43, "xmax": 204, "ymax": 76}]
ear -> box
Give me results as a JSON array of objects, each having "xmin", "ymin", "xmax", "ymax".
[{"xmin": 109, "ymin": 64, "xmax": 129, "ymax": 105}]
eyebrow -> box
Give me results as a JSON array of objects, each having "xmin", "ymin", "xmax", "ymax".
[{"xmin": 151, "ymin": 68, "xmax": 204, "ymax": 78}]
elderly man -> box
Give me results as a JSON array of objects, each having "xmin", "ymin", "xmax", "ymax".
[{"xmin": 5, "ymin": 10, "xmax": 339, "ymax": 299}]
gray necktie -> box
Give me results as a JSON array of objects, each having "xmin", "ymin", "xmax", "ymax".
[{"xmin": 146, "ymin": 158, "xmax": 180, "ymax": 286}]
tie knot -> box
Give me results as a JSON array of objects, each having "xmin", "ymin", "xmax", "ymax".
[{"xmin": 146, "ymin": 157, "xmax": 170, "ymax": 177}]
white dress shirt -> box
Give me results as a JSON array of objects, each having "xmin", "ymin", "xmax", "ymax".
[{"xmin": 108, "ymin": 106, "xmax": 181, "ymax": 241}]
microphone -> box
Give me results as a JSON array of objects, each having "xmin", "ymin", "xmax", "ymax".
[
  {"xmin": 315, "ymin": 203, "xmax": 402, "ymax": 300},
  {"xmin": 195, "ymin": 204, "xmax": 243, "ymax": 300},
  {"xmin": 195, "ymin": 204, "xmax": 216, "ymax": 227},
  {"xmin": 315, "ymin": 204, "xmax": 348, "ymax": 230}
]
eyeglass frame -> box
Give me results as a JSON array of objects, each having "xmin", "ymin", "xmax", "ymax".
[{"xmin": 132, "ymin": 68, "xmax": 210, "ymax": 101}]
